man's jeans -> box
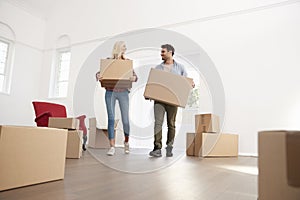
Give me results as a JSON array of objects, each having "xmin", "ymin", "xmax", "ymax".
[{"xmin": 153, "ymin": 101, "xmax": 178, "ymax": 149}]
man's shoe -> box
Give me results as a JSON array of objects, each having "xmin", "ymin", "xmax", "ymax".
[
  {"xmin": 82, "ymin": 144, "xmax": 87, "ymax": 151},
  {"xmin": 166, "ymin": 146, "xmax": 173, "ymax": 157},
  {"xmin": 124, "ymin": 142, "xmax": 130, "ymax": 154},
  {"xmin": 107, "ymin": 147, "xmax": 115, "ymax": 156},
  {"xmin": 149, "ymin": 149, "xmax": 162, "ymax": 157}
]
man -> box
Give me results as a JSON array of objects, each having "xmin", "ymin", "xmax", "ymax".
[{"xmin": 149, "ymin": 44, "xmax": 192, "ymax": 157}]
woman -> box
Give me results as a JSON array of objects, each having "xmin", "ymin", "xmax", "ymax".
[{"xmin": 96, "ymin": 41, "xmax": 138, "ymax": 156}]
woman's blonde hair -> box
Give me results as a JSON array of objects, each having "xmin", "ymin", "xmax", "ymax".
[{"xmin": 112, "ymin": 41, "xmax": 126, "ymax": 59}]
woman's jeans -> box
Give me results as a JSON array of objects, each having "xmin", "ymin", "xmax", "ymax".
[{"xmin": 105, "ymin": 90, "xmax": 130, "ymax": 140}]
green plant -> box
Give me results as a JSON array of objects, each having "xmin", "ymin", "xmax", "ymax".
[{"xmin": 187, "ymin": 86, "xmax": 200, "ymax": 108}]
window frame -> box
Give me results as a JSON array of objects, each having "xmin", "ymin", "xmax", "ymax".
[
  {"xmin": 0, "ymin": 37, "xmax": 14, "ymax": 95},
  {"xmin": 50, "ymin": 48, "xmax": 71, "ymax": 98}
]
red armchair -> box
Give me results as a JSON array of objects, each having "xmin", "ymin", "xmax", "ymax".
[
  {"xmin": 32, "ymin": 101, "xmax": 67, "ymax": 127},
  {"xmin": 32, "ymin": 101, "xmax": 88, "ymax": 150}
]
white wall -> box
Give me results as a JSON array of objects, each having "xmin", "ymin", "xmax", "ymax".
[
  {"xmin": 171, "ymin": 2, "xmax": 300, "ymax": 155},
  {"xmin": 0, "ymin": 1, "xmax": 45, "ymax": 125},
  {"xmin": 1, "ymin": 0, "xmax": 300, "ymax": 155}
]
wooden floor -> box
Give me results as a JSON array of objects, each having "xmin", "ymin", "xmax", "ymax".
[{"xmin": 0, "ymin": 148, "xmax": 258, "ymax": 200}]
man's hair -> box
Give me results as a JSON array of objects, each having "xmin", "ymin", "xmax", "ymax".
[{"xmin": 161, "ymin": 44, "xmax": 175, "ymax": 56}]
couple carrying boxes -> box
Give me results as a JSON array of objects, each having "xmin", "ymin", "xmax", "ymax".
[{"xmin": 96, "ymin": 42, "xmax": 194, "ymax": 157}]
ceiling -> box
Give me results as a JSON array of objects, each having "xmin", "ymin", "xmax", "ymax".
[{"xmin": 3, "ymin": 0, "xmax": 61, "ymax": 20}]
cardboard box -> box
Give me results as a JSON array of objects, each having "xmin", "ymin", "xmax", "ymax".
[
  {"xmin": 100, "ymin": 80, "xmax": 132, "ymax": 89},
  {"xmin": 258, "ymin": 131, "xmax": 300, "ymax": 200},
  {"xmin": 189, "ymin": 132, "xmax": 238, "ymax": 157},
  {"xmin": 186, "ymin": 133, "xmax": 195, "ymax": 156},
  {"xmin": 48, "ymin": 117, "xmax": 79, "ymax": 130},
  {"xmin": 202, "ymin": 133, "xmax": 238, "ymax": 157},
  {"xmin": 143, "ymin": 68, "xmax": 193, "ymax": 108},
  {"xmin": 88, "ymin": 117, "xmax": 119, "ymax": 131},
  {"xmin": 88, "ymin": 128, "xmax": 110, "ymax": 148},
  {"xmin": 0, "ymin": 126, "xmax": 67, "ymax": 191},
  {"xmin": 100, "ymin": 59, "xmax": 133, "ymax": 88},
  {"xmin": 66, "ymin": 130, "xmax": 83, "ymax": 158},
  {"xmin": 88, "ymin": 118, "xmax": 118, "ymax": 148},
  {"xmin": 89, "ymin": 117, "xmax": 97, "ymax": 129},
  {"xmin": 194, "ymin": 132, "xmax": 202, "ymax": 157},
  {"xmin": 195, "ymin": 114, "xmax": 220, "ymax": 133}
]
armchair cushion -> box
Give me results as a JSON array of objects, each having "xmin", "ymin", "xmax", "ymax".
[{"xmin": 35, "ymin": 111, "xmax": 52, "ymax": 127}]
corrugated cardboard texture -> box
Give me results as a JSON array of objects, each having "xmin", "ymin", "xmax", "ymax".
[
  {"xmin": 66, "ymin": 130, "xmax": 83, "ymax": 159},
  {"xmin": 258, "ymin": 131, "xmax": 300, "ymax": 200},
  {"xmin": 0, "ymin": 126, "xmax": 67, "ymax": 191},
  {"xmin": 48, "ymin": 117, "xmax": 79, "ymax": 130},
  {"xmin": 100, "ymin": 59, "xmax": 133, "ymax": 80},
  {"xmin": 143, "ymin": 68, "xmax": 193, "ymax": 108}
]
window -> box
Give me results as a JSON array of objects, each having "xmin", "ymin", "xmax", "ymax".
[
  {"xmin": 52, "ymin": 50, "xmax": 71, "ymax": 98},
  {"xmin": 0, "ymin": 39, "xmax": 13, "ymax": 94}
]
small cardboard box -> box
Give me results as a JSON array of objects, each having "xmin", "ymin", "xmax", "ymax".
[
  {"xmin": 0, "ymin": 126, "xmax": 67, "ymax": 191},
  {"xmin": 66, "ymin": 130, "xmax": 83, "ymax": 159},
  {"xmin": 88, "ymin": 128, "xmax": 110, "ymax": 148},
  {"xmin": 258, "ymin": 130, "xmax": 300, "ymax": 200},
  {"xmin": 195, "ymin": 114, "xmax": 220, "ymax": 133},
  {"xmin": 88, "ymin": 118, "xmax": 119, "ymax": 148},
  {"xmin": 143, "ymin": 68, "xmax": 193, "ymax": 108},
  {"xmin": 48, "ymin": 117, "xmax": 79, "ymax": 130},
  {"xmin": 89, "ymin": 117, "xmax": 97, "ymax": 129},
  {"xmin": 189, "ymin": 132, "xmax": 238, "ymax": 157},
  {"xmin": 100, "ymin": 59, "xmax": 133, "ymax": 88}
]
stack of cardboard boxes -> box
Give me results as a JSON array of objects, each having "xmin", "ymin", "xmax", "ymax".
[
  {"xmin": 48, "ymin": 117, "xmax": 83, "ymax": 159},
  {"xmin": 186, "ymin": 113, "xmax": 238, "ymax": 157},
  {"xmin": 0, "ymin": 126, "xmax": 68, "ymax": 191}
]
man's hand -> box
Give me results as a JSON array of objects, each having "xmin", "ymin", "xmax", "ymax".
[
  {"xmin": 192, "ymin": 81, "xmax": 195, "ymax": 88},
  {"xmin": 130, "ymin": 76, "xmax": 137, "ymax": 82}
]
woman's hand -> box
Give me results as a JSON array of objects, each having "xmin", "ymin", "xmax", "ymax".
[
  {"xmin": 96, "ymin": 72, "xmax": 102, "ymax": 81},
  {"xmin": 130, "ymin": 75, "xmax": 137, "ymax": 82}
]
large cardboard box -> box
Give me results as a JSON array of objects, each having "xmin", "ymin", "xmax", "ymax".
[
  {"xmin": 195, "ymin": 114, "xmax": 220, "ymax": 133},
  {"xmin": 258, "ymin": 131, "xmax": 300, "ymax": 200},
  {"xmin": 143, "ymin": 68, "xmax": 193, "ymax": 108},
  {"xmin": 100, "ymin": 59, "xmax": 133, "ymax": 88},
  {"xmin": 188, "ymin": 132, "xmax": 238, "ymax": 157},
  {"xmin": 48, "ymin": 117, "xmax": 79, "ymax": 130},
  {"xmin": 0, "ymin": 126, "xmax": 67, "ymax": 191},
  {"xmin": 66, "ymin": 130, "xmax": 83, "ymax": 158},
  {"xmin": 201, "ymin": 133, "xmax": 238, "ymax": 157}
]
